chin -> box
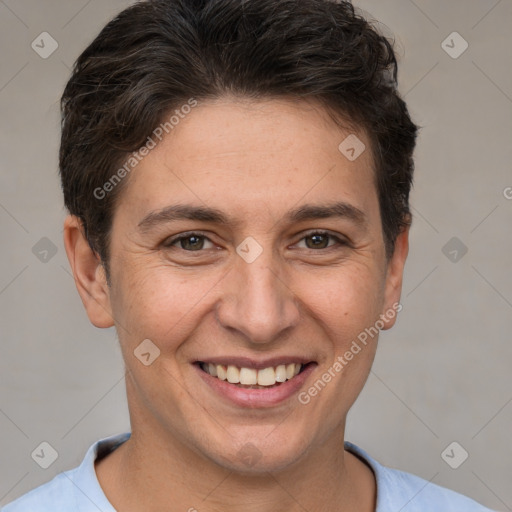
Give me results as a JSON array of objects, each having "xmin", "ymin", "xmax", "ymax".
[{"xmin": 204, "ymin": 429, "xmax": 312, "ymax": 474}]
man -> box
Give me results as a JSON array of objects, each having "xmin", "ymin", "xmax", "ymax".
[{"xmin": 3, "ymin": 0, "xmax": 496, "ymax": 510}]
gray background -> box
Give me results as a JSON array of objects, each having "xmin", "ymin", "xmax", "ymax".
[{"xmin": 0, "ymin": 0, "xmax": 511, "ymax": 509}]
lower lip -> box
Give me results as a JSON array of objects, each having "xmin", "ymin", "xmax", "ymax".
[{"xmin": 195, "ymin": 363, "xmax": 316, "ymax": 408}]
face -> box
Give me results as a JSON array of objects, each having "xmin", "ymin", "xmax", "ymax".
[{"xmin": 68, "ymin": 98, "xmax": 408, "ymax": 473}]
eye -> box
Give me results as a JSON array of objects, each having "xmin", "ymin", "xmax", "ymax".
[
  {"xmin": 295, "ymin": 231, "xmax": 347, "ymax": 250},
  {"xmin": 163, "ymin": 232, "xmax": 215, "ymax": 251},
  {"xmin": 162, "ymin": 230, "xmax": 347, "ymax": 253}
]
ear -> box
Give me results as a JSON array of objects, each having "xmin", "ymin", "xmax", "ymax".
[
  {"xmin": 379, "ymin": 223, "xmax": 409, "ymax": 330},
  {"xmin": 63, "ymin": 215, "xmax": 115, "ymax": 328}
]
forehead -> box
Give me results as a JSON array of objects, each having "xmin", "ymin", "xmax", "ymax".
[{"xmin": 116, "ymin": 97, "xmax": 379, "ymax": 228}]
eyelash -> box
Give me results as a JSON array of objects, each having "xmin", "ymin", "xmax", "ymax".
[{"xmin": 162, "ymin": 230, "xmax": 348, "ymax": 252}]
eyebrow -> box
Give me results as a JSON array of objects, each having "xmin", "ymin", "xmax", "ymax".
[{"xmin": 137, "ymin": 201, "xmax": 368, "ymax": 233}]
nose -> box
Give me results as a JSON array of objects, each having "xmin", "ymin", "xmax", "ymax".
[{"xmin": 215, "ymin": 250, "xmax": 301, "ymax": 345}]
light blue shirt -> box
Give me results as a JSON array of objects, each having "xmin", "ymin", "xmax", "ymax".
[{"xmin": 2, "ymin": 432, "xmax": 496, "ymax": 511}]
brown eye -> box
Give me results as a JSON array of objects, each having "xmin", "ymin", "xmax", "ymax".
[
  {"xmin": 305, "ymin": 233, "xmax": 330, "ymax": 249},
  {"xmin": 179, "ymin": 235, "xmax": 205, "ymax": 251},
  {"xmin": 164, "ymin": 233, "xmax": 214, "ymax": 251},
  {"xmin": 297, "ymin": 231, "xmax": 345, "ymax": 250}
]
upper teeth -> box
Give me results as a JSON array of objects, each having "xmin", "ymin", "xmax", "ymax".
[{"xmin": 202, "ymin": 363, "xmax": 302, "ymax": 386}]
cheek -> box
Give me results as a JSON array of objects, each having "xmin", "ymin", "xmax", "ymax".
[
  {"xmin": 110, "ymin": 263, "xmax": 225, "ymax": 350},
  {"xmin": 294, "ymin": 266, "xmax": 384, "ymax": 420},
  {"xmin": 294, "ymin": 262, "xmax": 386, "ymax": 346}
]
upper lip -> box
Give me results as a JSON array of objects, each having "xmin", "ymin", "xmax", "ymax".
[{"xmin": 196, "ymin": 356, "xmax": 315, "ymax": 370}]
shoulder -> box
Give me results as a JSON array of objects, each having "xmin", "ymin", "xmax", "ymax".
[
  {"xmin": 376, "ymin": 465, "xmax": 496, "ymax": 511},
  {"xmin": 2, "ymin": 469, "xmax": 78, "ymax": 512},
  {"xmin": 2, "ymin": 433, "xmax": 130, "ymax": 512},
  {"xmin": 345, "ymin": 442, "xmax": 496, "ymax": 512}
]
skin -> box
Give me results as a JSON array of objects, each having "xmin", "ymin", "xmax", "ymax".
[{"xmin": 64, "ymin": 97, "xmax": 409, "ymax": 512}]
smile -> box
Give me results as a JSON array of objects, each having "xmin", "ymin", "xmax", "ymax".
[
  {"xmin": 199, "ymin": 362, "xmax": 303, "ymax": 388},
  {"xmin": 195, "ymin": 358, "xmax": 317, "ymax": 407}
]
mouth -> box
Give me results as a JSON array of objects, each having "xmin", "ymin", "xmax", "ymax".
[
  {"xmin": 198, "ymin": 361, "xmax": 309, "ymax": 388},
  {"xmin": 194, "ymin": 359, "xmax": 317, "ymax": 408}
]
